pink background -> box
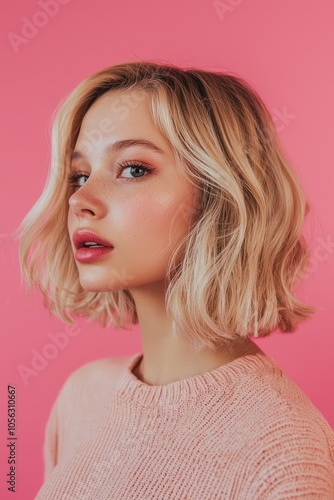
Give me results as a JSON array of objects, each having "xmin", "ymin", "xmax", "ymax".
[{"xmin": 1, "ymin": 0, "xmax": 333, "ymax": 497}]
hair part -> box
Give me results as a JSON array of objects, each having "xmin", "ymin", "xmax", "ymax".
[{"xmin": 15, "ymin": 60, "xmax": 317, "ymax": 352}]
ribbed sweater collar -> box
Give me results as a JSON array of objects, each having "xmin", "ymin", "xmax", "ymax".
[{"xmin": 113, "ymin": 351, "xmax": 275, "ymax": 407}]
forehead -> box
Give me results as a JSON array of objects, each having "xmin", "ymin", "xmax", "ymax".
[
  {"xmin": 73, "ymin": 88, "xmax": 178, "ymax": 163},
  {"xmin": 79, "ymin": 89, "xmax": 152, "ymax": 129}
]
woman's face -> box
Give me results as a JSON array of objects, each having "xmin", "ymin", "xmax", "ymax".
[{"xmin": 67, "ymin": 89, "xmax": 199, "ymax": 293}]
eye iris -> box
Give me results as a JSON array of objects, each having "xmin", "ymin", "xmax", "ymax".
[
  {"xmin": 129, "ymin": 166, "xmax": 144, "ymax": 177},
  {"xmin": 79, "ymin": 176, "xmax": 88, "ymax": 185}
]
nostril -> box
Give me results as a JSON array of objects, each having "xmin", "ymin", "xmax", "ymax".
[{"xmin": 81, "ymin": 208, "xmax": 96, "ymax": 216}]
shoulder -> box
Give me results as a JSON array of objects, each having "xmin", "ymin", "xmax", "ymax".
[
  {"xmin": 63, "ymin": 354, "xmax": 132, "ymax": 384},
  {"xmin": 212, "ymin": 352, "xmax": 334, "ymax": 451},
  {"xmin": 44, "ymin": 354, "xmax": 134, "ymax": 466},
  {"xmin": 256, "ymin": 356, "xmax": 333, "ymax": 429},
  {"xmin": 53, "ymin": 354, "xmax": 133, "ymax": 412},
  {"xmin": 232, "ymin": 354, "xmax": 334, "ymax": 443},
  {"xmin": 237, "ymin": 358, "xmax": 334, "ymax": 493},
  {"xmin": 225, "ymin": 354, "xmax": 334, "ymax": 494}
]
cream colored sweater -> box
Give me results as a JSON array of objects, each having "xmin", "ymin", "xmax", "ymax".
[{"xmin": 35, "ymin": 352, "xmax": 334, "ymax": 499}]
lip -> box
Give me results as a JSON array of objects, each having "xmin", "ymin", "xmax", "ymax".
[
  {"xmin": 73, "ymin": 230, "xmax": 114, "ymax": 250},
  {"xmin": 73, "ymin": 230, "xmax": 114, "ymax": 263}
]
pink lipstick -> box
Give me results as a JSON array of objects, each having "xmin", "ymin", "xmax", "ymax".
[{"xmin": 73, "ymin": 230, "xmax": 114, "ymax": 263}]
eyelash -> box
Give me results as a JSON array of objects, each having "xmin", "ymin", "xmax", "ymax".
[{"xmin": 67, "ymin": 160, "xmax": 153, "ymax": 188}]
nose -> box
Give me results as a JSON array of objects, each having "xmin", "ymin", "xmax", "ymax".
[{"xmin": 68, "ymin": 180, "xmax": 107, "ymax": 219}]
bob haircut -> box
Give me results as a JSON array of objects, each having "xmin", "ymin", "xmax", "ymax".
[{"xmin": 16, "ymin": 60, "xmax": 317, "ymax": 353}]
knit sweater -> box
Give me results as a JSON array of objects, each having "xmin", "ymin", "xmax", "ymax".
[{"xmin": 35, "ymin": 352, "xmax": 334, "ymax": 499}]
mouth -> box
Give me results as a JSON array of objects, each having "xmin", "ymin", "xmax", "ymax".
[
  {"xmin": 73, "ymin": 230, "xmax": 114, "ymax": 250},
  {"xmin": 73, "ymin": 230, "xmax": 114, "ymax": 263}
]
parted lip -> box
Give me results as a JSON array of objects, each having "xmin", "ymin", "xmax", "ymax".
[{"xmin": 73, "ymin": 230, "xmax": 114, "ymax": 249}]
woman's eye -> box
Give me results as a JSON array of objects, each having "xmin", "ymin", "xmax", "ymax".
[
  {"xmin": 67, "ymin": 161, "xmax": 153, "ymax": 189},
  {"xmin": 67, "ymin": 173, "xmax": 89, "ymax": 189},
  {"xmin": 117, "ymin": 161, "xmax": 152, "ymax": 181}
]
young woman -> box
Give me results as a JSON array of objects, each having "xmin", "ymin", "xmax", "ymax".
[{"xmin": 18, "ymin": 61, "xmax": 334, "ymax": 498}]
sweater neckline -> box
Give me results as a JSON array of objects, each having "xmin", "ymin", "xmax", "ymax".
[{"xmin": 114, "ymin": 351, "xmax": 275, "ymax": 407}]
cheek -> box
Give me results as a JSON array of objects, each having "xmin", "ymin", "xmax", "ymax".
[
  {"xmin": 123, "ymin": 192, "xmax": 195, "ymax": 252},
  {"xmin": 67, "ymin": 209, "xmax": 75, "ymax": 234}
]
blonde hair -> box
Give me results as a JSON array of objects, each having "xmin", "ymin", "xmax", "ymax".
[{"xmin": 16, "ymin": 60, "xmax": 317, "ymax": 352}]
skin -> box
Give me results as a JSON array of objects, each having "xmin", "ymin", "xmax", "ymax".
[{"xmin": 68, "ymin": 89, "xmax": 263, "ymax": 386}]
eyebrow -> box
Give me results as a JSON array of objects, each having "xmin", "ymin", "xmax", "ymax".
[{"xmin": 71, "ymin": 138, "xmax": 166, "ymax": 161}]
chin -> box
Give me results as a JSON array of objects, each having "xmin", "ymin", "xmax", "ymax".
[{"xmin": 78, "ymin": 277, "xmax": 126, "ymax": 293}]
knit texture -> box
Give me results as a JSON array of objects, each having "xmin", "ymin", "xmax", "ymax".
[{"xmin": 35, "ymin": 352, "xmax": 334, "ymax": 499}]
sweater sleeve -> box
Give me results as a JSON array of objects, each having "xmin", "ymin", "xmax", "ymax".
[{"xmin": 43, "ymin": 399, "xmax": 58, "ymax": 482}]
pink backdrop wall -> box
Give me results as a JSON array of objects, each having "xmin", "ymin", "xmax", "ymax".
[{"xmin": 1, "ymin": 0, "xmax": 333, "ymax": 497}]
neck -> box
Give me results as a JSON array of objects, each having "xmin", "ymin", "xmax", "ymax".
[
  {"xmin": 128, "ymin": 282, "xmax": 265, "ymax": 387},
  {"xmin": 134, "ymin": 342, "xmax": 265, "ymax": 386}
]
